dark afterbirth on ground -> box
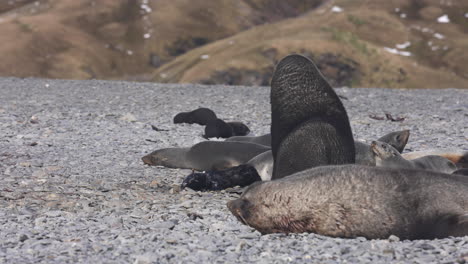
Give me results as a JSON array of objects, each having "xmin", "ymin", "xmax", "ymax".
[{"xmin": 0, "ymin": 78, "xmax": 467, "ymax": 263}]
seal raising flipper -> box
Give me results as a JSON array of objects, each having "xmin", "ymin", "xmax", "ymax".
[
  {"xmin": 371, "ymin": 141, "xmax": 457, "ymax": 174},
  {"xmin": 270, "ymin": 55, "xmax": 355, "ymax": 179},
  {"xmin": 227, "ymin": 165, "xmax": 468, "ymax": 239},
  {"xmin": 141, "ymin": 141, "xmax": 270, "ymax": 171}
]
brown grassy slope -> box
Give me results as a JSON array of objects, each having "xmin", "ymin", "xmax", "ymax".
[
  {"xmin": 150, "ymin": 0, "xmax": 468, "ymax": 88},
  {"xmin": 0, "ymin": 0, "xmax": 323, "ymax": 80}
]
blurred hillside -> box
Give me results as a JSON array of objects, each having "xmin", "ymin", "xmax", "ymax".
[{"xmin": 0, "ymin": 0, "xmax": 467, "ymax": 88}]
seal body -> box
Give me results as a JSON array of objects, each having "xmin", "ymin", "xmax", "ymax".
[
  {"xmin": 226, "ymin": 134, "xmax": 271, "ymax": 147},
  {"xmin": 227, "ymin": 165, "xmax": 468, "ymax": 240},
  {"xmin": 142, "ymin": 141, "xmax": 270, "ymax": 171},
  {"xmin": 173, "ymin": 107, "xmax": 217, "ymax": 125},
  {"xmin": 204, "ymin": 119, "xmax": 250, "ymax": 138},
  {"xmin": 371, "ymin": 141, "xmax": 457, "ymax": 174},
  {"xmin": 270, "ymin": 55, "xmax": 355, "ymax": 179}
]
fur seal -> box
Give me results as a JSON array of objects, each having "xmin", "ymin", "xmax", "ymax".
[
  {"xmin": 402, "ymin": 149, "xmax": 468, "ymax": 168},
  {"xmin": 371, "ymin": 141, "xmax": 457, "ymax": 174},
  {"xmin": 173, "ymin": 107, "xmax": 217, "ymax": 125},
  {"xmin": 204, "ymin": 119, "xmax": 250, "ymax": 139},
  {"xmin": 142, "ymin": 141, "xmax": 270, "ymax": 171},
  {"xmin": 227, "ymin": 164, "xmax": 468, "ymax": 239},
  {"xmin": 270, "ymin": 55, "xmax": 355, "ymax": 179},
  {"xmin": 225, "ymin": 134, "xmax": 271, "ymax": 147},
  {"xmin": 181, "ymin": 130, "xmax": 410, "ymax": 191},
  {"xmin": 453, "ymin": 168, "xmax": 468, "ymax": 176}
]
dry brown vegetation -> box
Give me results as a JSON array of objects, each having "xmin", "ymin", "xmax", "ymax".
[{"xmin": 0, "ymin": 0, "xmax": 467, "ymax": 88}]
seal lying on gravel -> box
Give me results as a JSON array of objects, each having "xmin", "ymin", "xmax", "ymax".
[
  {"xmin": 225, "ymin": 134, "xmax": 271, "ymax": 147},
  {"xmin": 402, "ymin": 149, "xmax": 468, "ymax": 168},
  {"xmin": 204, "ymin": 119, "xmax": 250, "ymax": 139},
  {"xmin": 371, "ymin": 141, "xmax": 458, "ymax": 174},
  {"xmin": 227, "ymin": 165, "xmax": 468, "ymax": 240},
  {"xmin": 270, "ymin": 54, "xmax": 355, "ymax": 179},
  {"xmin": 142, "ymin": 141, "xmax": 270, "ymax": 171},
  {"xmin": 173, "ymin": 107, "xmax": 217, "ymax": 125},
  {"xmin": 181, "ymin": 130, "xmax": 411, "ymax": 191}
]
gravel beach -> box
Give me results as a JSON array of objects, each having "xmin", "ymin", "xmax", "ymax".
[{"xmin": 0, "ymin": 77, "xmax": 467, "ymax": 263}]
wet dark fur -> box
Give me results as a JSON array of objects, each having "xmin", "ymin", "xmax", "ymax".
[
  {"xmin": 173, "ymin": 107, "xmax": 217, "ymax": 125},
  {"xmin": 181, "ymin": 164, "xmax": 261, "ymax": 191},
  {"xmin": 270, "ymin": 55, "xmax": 355, "ymax": 179},
  {"xmin": 204, "ymin": 119, "xmax": 250, "ymax": 139},
  {"xmin": 228, "ymin": 165, "xmax": 468, "ymax": 240}
]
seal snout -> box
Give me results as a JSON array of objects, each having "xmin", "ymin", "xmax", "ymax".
[
  {"xmin": 142, "ymin": 154, "xmax": 156, "ymax": 165},
  {"xmin": 227, "ymin": 199, "xmax": 251, "ymax": 225}
]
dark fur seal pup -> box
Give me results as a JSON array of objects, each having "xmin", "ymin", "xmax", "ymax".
[
  {"xmin": 375, "ymin": 130, "xmax": 410, "ymax": 153},
  {"xmin": 270, "ymin": 55, "xmax": 355, "ymax": 179},
  {"xmin": 227, "ymin": 165, "xmax": 468, "ymax": 240},
  {"xmin": 371, "ymin": 141, "xmax": 457, "ymax": 174},
  {"xmin": 173, "ymin": 108, "xmax": 217, "ymax": 125},
  {"xmin": 203, "ymin": 119, "xmax": 250, "ymax": 139},
  {"xmin": 141, "ymin": 141, "xmax": 269, "ymax": 171}
]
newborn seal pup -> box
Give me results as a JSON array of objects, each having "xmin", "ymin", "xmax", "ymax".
[
  {"xmin": 204, "ymin": 119, "xmax": 250, "ymax": 139},
  {"xmin": 173, "ymin": 107, "xmax": 217, "ymax": 125},
  {"xmin": 182, "ymin": 130, "xmax": 410, "ymax": 191},
  {"xmin": 270, "ymin": 55, "xmax": 355, "ymax": 179},
  {"xmin": 227, "ymin": 165, "xmax": 468, "ymax": 240},
  {"xmin": 371, "ymin": 141, "xmax": 457, "ymax": 174},
  {"xmin": 142, "ymin": 141, "xmax": 269, "ymax": 171}
]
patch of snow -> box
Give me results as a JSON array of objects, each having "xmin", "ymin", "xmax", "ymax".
[
  {"xmin": 427, "ymin": 41, "xmax": 433, "ymax": 46},
  {"xmin": 331, "ymin": 6, "xmax": 343, "ymax": 13},
  {"xmin": 396, "ymin": 41, "xmax": 411, "ymax": 49},
  {"xmin": 141, "ymin": 4, "xmax": 152, "ymax": 13},
  {"xmin": 160, "ymin": 73, "xmax": 167, "ymax": 79},
  {"xmin": 431, "ymin": 46, "xmax": 439, "ymax": 51},
  {"xmin": 200, "ymin": 54, "xmax": 210, "ymax": 60},
  {"xmin": 144, "ymin": 33, "xmax": 151, "ymax": 39},
  {"xmin": 127, "ymin": 50, "xmax": 133, "ymax": 55},
  {"xmin": 384, "ymin": 47, "xmax": 412, "ymax": 57},
  {"xmin": 442, "ymin": 46, "xmax": 449, "ymax": 50},
  {"xmin": 437, "ymin": 14, "xmax": 450, "ymax": 23},
  {"xmin": 395, "ymin": 8, "xmax": 400, "ymax": 12},
  {"xmin": 465, "ymin": 13, "xmax": 468, "ymax": 18},
  {"xmin": 434, "ymin": 33, "xmax": 445, "ymax": 39},
  {"xmin": 400, "ymin": 13, "xmax": 407, "ymax": 18}
]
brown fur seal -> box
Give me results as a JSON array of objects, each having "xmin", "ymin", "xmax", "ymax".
[
  {"xmin": 173, "ymin": 107, "xmax": 217, "ymax": 125},
  {"xmin": 227, "ymin": 165, "xmax": 468, "ymax": 240},
  {"xmin": 270, "ymin": 55, "xmax": 355, "ymax": 179},
  {"xmin": 142, "ymin": 141, "xmax": 270, "ymax": 171},
  {"xmin": 371, "ymin": 141, "xmax": 457, "ymax": 174}
]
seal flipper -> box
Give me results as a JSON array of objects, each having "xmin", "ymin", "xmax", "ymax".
[{"xmin": 181, "ymin": 164, "xmax": 261, "ymax": 191}]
